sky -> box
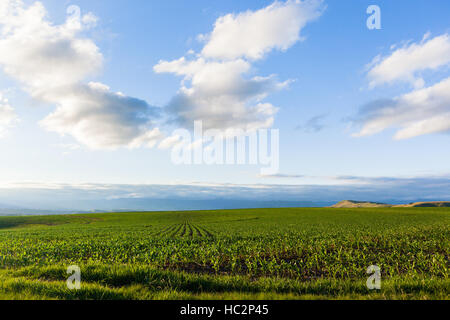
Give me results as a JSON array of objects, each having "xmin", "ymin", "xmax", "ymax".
[{"xmin": 0, "ymin": 0, "xmax": 449, "ymax": 210}]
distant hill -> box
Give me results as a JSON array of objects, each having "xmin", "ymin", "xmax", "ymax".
[
  {"xmin": 330, "ymin": 200, "xmax": 391, "ymax": 208},
  {"xmin": 331, "ymin": 200, "xmax": 450, "ymax": 208},
  {"xmin": 395, "ymin": 201, "xmax": 450, "ymax": 208}
]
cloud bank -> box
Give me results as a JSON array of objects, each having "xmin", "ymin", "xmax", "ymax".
[{"xmin": 1, "ymin": 174, "xmax": 449, "ymax": 211}]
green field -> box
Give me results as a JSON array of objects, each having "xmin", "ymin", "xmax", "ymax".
[{"xmin": 0, "ymin": 208, "xmax": 448, "ymax": 300}]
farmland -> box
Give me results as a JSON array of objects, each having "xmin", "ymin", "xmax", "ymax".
[{"xmin": 0, "ymin": 207, "xmax": 448, "ymax": 300}]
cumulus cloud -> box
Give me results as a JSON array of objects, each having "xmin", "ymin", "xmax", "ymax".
[
  {"xmin": 0, "ymin": 93, "xmax": 18, "ymax": 137},
  {"xmin": 40, "ymin": 82, "xmax": 162, "ymax": 149},
  {"xmin": 354, "ymin": 77, "xmax": 450, "ymax": 139},
  {"xmin": 367, "ymin": 33, "xmax": 450, "ymax": 88},
  {"xmin": 0, "ymin": 0, "xmax": 161, "ymax": 149},
  {"xmin": 155, "ymin": 0, "xmax": 323, "ymax": 132},
  {"xmin": 201, "ymin": 0, "xmax": 324, "ymax": 60},
  {"xmin": 0, "ymin": 0, "xmax": 102, "ymax": 90},
  {"xmin": 155, "ymin": 57, "xmax": 287, "ymax": 130},
  {"xmin": 355, "ymin": 33, "xmax": 450, "ymax": 139},
  {"xmin": 0, "ymin": 0, "xmax": 323, "ymax": 146}
]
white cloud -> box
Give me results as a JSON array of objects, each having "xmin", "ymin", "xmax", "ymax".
[
  {"xmin": 367, "ymin": 33, "xmax": 450, "ymax": 88},
  {"xmin": 354, "ymin": 77, "xmax": 450, "ymax": 139},
  {"xmin": 201, "ymin": 0, "xmax": 324, "ymax": 60},
  {"xmin": 40, "ymin": 82, "xmax": 162, "ymax": 149},
  {"xmin": 155, "ymin": 1, "xmax": 320, "ymax": 131},
  {"xmin": 0, "ymin": 0, "xmax": 102, "ymax": 90},
  {"xmin": 1, "ymin": 0, "xmax": 322, "ymax": 146},
  {"xmin": 0, "ymin": 0, "xmax": 162, "ymax": 149},
  {"xmin": 357, "ymin": 33, "xmax": 450, "ymax": 139},
  {"xmin": 0, "ymin": 93, "xmax": 18, "ymax": 137},
  {"xmin": 155, "ymin": 57, "xmax": 287, "ymax": 130}
]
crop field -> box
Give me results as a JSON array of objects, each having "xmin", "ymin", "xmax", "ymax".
[{"xmin": 0, "ymin": 208, "xmax": 448, "ymax": 300}]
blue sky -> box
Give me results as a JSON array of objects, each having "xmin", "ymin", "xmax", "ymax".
[{"xmin": 0, "ymin": 0, "xmax": 449, "ymax": 209}]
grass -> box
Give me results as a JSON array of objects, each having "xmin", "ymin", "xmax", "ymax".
[{"xmin": 0, "ymin": 207, "xmax": 448, "ymax": 300}]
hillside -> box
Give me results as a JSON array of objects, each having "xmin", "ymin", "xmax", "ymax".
[
  {"xmin": 331, "ymin": 200, "xmax": 450, "ymax": 208},
  {"xmin": 396, "ymin": 201, "xmax": 450, "ymax": 208},
  {"xmin": 330, "ymin": 200, "xmax": 391, "ymax": 208}
]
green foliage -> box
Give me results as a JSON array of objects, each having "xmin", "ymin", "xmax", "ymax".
[{"xmin": 0, "ymin": 208, "xmax": 448, "ymax": 299}]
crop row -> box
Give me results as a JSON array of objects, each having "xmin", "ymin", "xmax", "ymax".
[{"xmin": 153, "ymin": 222, "xmax": 214, "ymax": 239}]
